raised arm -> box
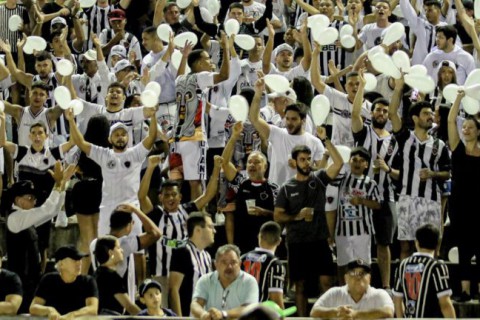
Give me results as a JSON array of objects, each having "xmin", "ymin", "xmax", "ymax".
[
  {"xmin": 262, "ymin": 19, "xmax": 275, "ymax": 74},
  {"xmin": 2, "ymin": 100, "xmax": 23, "ymax": 125},
  {"xmin": 298, "ymin": 19, "xmax": 311, "ymax": 72},
  {"xmin": 0, "ymin": 39, "xmax": 33, "ymax": 88},
  {"xmin": 117, "ymin": 203, "xmax": 162, "ymax": 249},
  {"xmin": 389, "ymin": 75, "xmax": 404, "ymax": 133},
  {"xmin": 296, "ymin": 0, "xmax": 320, "ymax": 15},
  {"xmin": 65, "ymin": 108, "xmax": 92, "ymax": 155},
  {"xmin": 214, "ymin": 32, "xmax": 230, "ymax": 85},
  {"xmin": 311, "ymin": 42, "xmax": 326, "ymax": 94},
  {"xmin": 447, "ymin": 90, "xmax": 464, "ymax": 151},
  {"xmin": 194, "ymin": 155, "xmax": 223, "ymax": 210},
  {"xmin": 249, "ymin": 77, "xmax": 271, "ymax": 141},
  {"xmin": 317, "ymin": 127, "xmax": 343, "ymax": 180},
  {"xmin": 138, "ymin": 155, "xmax": 158, "ymax": 214},
  {"xmin": 141, "ymin": 111, "xmax": 158, "ymax": 150},
  {"xmin": 153, "ymin": 0, "xmax": 167, "ymax": 26},
  {"xmin": 351, "ymin": 70, "xmax": 366, "ymax": 133},
  {"xmin": 0, "ymin": 112, "xmax": 17, "ymax": 155},
  {"xmin": 222, "ymin": 122, "xmax": 243, "ymax": 181},
  {"xmin": 252, "ymin": 0, "xmax": 273, "ymax": 32},
  {"xmin": 192, "ymin": 0, "xmax": 219, "ymax": 37}
]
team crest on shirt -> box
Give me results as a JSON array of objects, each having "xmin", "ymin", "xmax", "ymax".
[
  {"xmin": 387, "ymin": 144, "xmax": 394, "ymax": 155},
  {"xmin": 79, "ymin": 84, "xmax": 86, "ymax": 93},
  {"xmin": 327, "ymin": 196, "xmax": 334, "ymax": 203},
  {"xmin": 107, "ymin": 160, "xmax": 116, "ymax": 169},
  {"xmin": 432, "ymin": 60, "xmax": 439, "ymax": 68},
  {"xmin": 432, "ymin": 146, "xmax": 438, "ymax": 156},
  {"xmin": 124, "ymin": 161, "xmax": 131, "ymax": 168}
]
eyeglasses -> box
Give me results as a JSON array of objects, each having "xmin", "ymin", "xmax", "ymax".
[{"xmin": 218, "ymin": 260, "xmax": 239, "ymax": 266}]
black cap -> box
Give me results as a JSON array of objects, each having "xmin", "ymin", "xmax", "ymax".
[
  {"xmin": 347, "ymin": 259, "xmax": 371, "ymax": 273},
  {"xmin": 139, "ymin": 279, "xmax": 162, "ymax": 296},
  {"xmin": 9, "ymin": 180, "xmax": 36, "ymax": 198},
  {"xmin": 463, "ymin": 0, "xmax": 473, "ymax": 10},
  {"xmin": 54, "ymin": 245, "xmax": 88, "ymax": 261}
]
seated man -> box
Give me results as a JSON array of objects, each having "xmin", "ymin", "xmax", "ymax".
[
  {"xmin": 30, "ymin": 246, "xmax": 99, "ymax": 318},
  {"xmin": 0, "ymin": 250, "xmax": 22, "ymax": 316},
  {"xmin": 191, "ymin": 244, "xmax": 259, "ymax": 319},
  {"xmin": 310, "ymin": 259, "xmax": 394, "ymax": 319}
]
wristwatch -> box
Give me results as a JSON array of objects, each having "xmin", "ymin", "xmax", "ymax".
[{"xmin": 222, "ymin": 310, "xmax": 228, "ymax": 319}]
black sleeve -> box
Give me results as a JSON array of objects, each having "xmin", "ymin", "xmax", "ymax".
[
  {"xmin": 316, "ymin": 169, "xmax": 333, "ymax": 186},
  {"xmin": 193, "ymin": 6, "xmax": 219, "ymax": 37},
  {"xmin": 85, "ymin": 275, "xmax": 99, "ymax": 298},
  {"xmin": 183, "ymin": 201, "xmax": 199, "ymax": 214},
  {"xmin": 218, "ymin": 0, "xmax": 236, "ymax": 23},
  {"xmin": 3, "ymin": 271, "xmax": 23, "ymax": 296},
  {"xmin": 169, "ymin": 247, "xmax": 191, "ymax": 275},
  {"xmin": 393, "ymin": 126, "xmax": 410, "ymax": 147},
  {"xmin": 15, "ymin": 146, "xmax": 27, "ymax": 161},
  {"xmin": 252, "ymin": 0, "xmax": 272, "ymax": 33},
  {"xmin": 50, "ymin": 147, "xmax": 62, "ymax": 160},
  {"xmin": 22, "ymin": 7, "xmax": 30, "ymax": 24},
  {"xmin": 34, "ymin": 273, "xmax": 53, "ymax": 300},
  {"xmin": 352, "ymin": 125, "xmax": 368, "ymax": 145}
]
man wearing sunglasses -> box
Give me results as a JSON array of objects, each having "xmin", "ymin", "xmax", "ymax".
[{"xmin": 310, "ymin": 259, "xmax": 394, "ymax": 319}]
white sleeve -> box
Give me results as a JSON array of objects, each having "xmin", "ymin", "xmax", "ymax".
[
  {"xmin": 373, "ymin": 289, "xmax": 395, "ymax": 311},
  {"xmin": 120, "ymin": 235, "xmax": 140, "ymax": 256},
  {"xmin": 400, "ymin": 0, "xmax": 419, "ymax": 30},
  {"xmin": 87, "ymin": 144, "xmax": 111, "ymax": 166},
  {"xmin": 97, "ymin": 60, "xmax": 112, "ymax": 91},
  {"xmin": 312, "ymin": 288, "xmax": 338, "ymax": 309},
  {"xmin": 7, "ymin": 190, "xmax": 65, "ymax": 233},
  {"xmin": 123, "ymin": 106, "xmax": 148, "ymax": 124},
  {"xmin": 197, "ymin": 71, "xmax": 215, "ymax": 90},
  {"xmin": 99, "ymin": 29, "xmax": 108, "ymax": 45},
  {"xmin": 149, "ymin": 59, "xmax": 168, "ymax": 80},
  {"xmin": 130, "ymin": 37, "xmax": 143, "ymax": 61}
]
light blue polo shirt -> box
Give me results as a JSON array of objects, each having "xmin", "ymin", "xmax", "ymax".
[{"xmin": 192, "ymin": 270, "xmax": 259, "ymax": 310}]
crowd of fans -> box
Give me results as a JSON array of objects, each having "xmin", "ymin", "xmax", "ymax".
[{"xmin": 0, "ymin": 0, "xmax": 479, "ymax": 317}]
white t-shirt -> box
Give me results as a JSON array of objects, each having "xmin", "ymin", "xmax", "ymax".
[
  {"xmin": 422, "ymin": 46, "xmax": 476, "ymax": 85},
  {"xmin": 268, "ymin": 125, "xmax": 324, "ymax": 186}
]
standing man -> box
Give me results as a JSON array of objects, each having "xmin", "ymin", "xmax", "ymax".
[
  {"xmin": 249, "ymin": 77, "xmax": 325, "ymax": 186},
  {"xmin": 393, "ymin": 224, "xmax": 456, "ymax": 318},
  {"xmin": 170, "ymin": 33, "xmax": 229, "ymax": 200},
  {"xmin": 65, "ymin": 107, "xmax": 157, "ymax": 236},
  {"xmin": 389, "ymin": 79, "xmax": 451, "ymax": 259},
  {"xmin": 241, "ymin": 221, "xmax": 286, "ymax": 308},
  {"xmin": 351, "ymin": 71, "xmax": 400, "ymax": 291},
  {"xmin": 169, "ymin": 212, "xmax": 216, "ymax": 316},
  {"xmin": 190, "ymin": 244, "xmax": 259, "ymax": 320},
  {"xmin": 274, "ymin": 137, "xmax": 343, "ymax": 316}
]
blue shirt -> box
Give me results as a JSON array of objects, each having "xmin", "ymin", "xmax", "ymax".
[{"xmin": 192, "ymin": 270, "xmax": 259, "ymax": 310}]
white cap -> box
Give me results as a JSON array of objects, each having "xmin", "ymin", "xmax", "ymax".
[
  {"xmin": 267, "ymin": 89, "xmax": 297, "ymax": 102},
  {"xmin": 51, "ymin": 17, "xmax": 67, "ymax": 26},
  {"xmin": 81, "ymin": 49, "xmax": 97, "ymax": 61},
  {"xmin": 113, "ymin": 59, "xmax": 135, "ymax": 74},
  {"xmin": 109, "ymin": 122, "xmax": 129, "ymax": 136},
  {"xmin": 110, "ymin": 45, "xmax": 127, "ymax": 59}
]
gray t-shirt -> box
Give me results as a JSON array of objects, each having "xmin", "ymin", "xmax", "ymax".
[{"xmin": 275, "ymin": 170, "xmax": 331, "ymax": 244}]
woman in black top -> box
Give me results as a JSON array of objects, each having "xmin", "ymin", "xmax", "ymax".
[
  {"xmin": 94, "ymin": 235, "xmax": 141, "ymax": 315},
  {"xmin": 448, "ymin": 90, "xmax": 480, "ymax": 302}
]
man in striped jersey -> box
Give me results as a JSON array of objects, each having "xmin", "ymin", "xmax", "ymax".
[
  {"xmin": 352, "ymin": 71, "xmax": 401, "ymax": 291},
  {"xmin": 169, "ymin": 212, "xmax": 215, "ymax": 316},
  {"xmin": 393, "ymin": 223, "xmax": 455, "ymax": 318},
  {"xmin": 0, "ymin": 0, "xmax": 30, "ymax": 55},
  {"xmin": 139, "ymin": 155, "xmax": 223, "ymax": 308},
  {"xmin": 240, "ymin": 221, "xmax": 286, "ymax": 308},
  {"xmin": 330, "ymin": 147, "xmax": 381, "ymax": 282},
  {"xmin": 389, "ymin": 80, "xmax": 451, "ymax": 260}
]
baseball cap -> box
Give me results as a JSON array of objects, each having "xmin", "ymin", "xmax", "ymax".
[
  {"xmin": 267, "ymin": 89, "xmax": 297, "ymax": 102},
  {"xmin": 139, "ymin": 279, "xmax": 162, "ymax": 296},
  {"xmin": 110, "ymin": 45, "xmax": 127, "ymax": 59},
  {"xmin": 51, "ymin": 17, "xmax": 67, "ymax": 26},
  {"xmin": 55, "ymin": 245, "xmax": 88, "ymax": 262},
  {"xmin": 347, "ymin": 259, "xmax": 372, "ymax": 273},
  {"xmin": 9, "ymin": 180, "xmax": 36, "ymax": 198},
  {"xmin": 275, "ymin": 43, "xmax": 294, "ymax": 57},
  {"xmin": 438, "ymin": 60, "xmax": 457, "ymax": 73},
  {"xmin": 113, "ymin": 59, "xmax": 135, "ymax": 74},
  {"xmin": 81, "ymin": 49, "xmax": 97, "ymax": 61},
  {"xmin": 108, "ymin": 9, "xmax": 126, "ymax": 21},
  {"xmin": 109, "ymin": 122, "xmax": 129, "ymax": 136},
  {"xmin": 462, "ymin": 0, "xmax": 473, "ymax": 10}
]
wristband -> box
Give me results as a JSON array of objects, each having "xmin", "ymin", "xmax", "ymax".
[
  {"xmin": 386, "ymin": 166, "xmax": 392, "ymax": 174},
  {"xmin": 321, "ymin": 136, "xmax": 330, "ymax": 143},
  {"xmin": 222, "ymin": 310, "xmax": 228, "ymax": 319}
]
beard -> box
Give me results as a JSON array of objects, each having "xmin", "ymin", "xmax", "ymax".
[
  {"xmin": 113, "ymin": 142, "xmax": 127, "ymax": 150},
  {"xmin": 297, "ymin": 165, "xmax": 311, "ymax": 176},
  {"xmin": 372, "ymin": 118, "xmax": 387, "ymax": 129}
]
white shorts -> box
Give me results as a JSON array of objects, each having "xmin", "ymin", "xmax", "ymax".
[
  {"xmin": 396, "ymin": 194, "xmax": 441, "ymax": 241},
  {"xmin": 335, "ymin": 234, "xmax": 371, "ymax": 266},
  {"xmin": 172, "ymin": 140, "xmax": 207, "ymax": 181}
]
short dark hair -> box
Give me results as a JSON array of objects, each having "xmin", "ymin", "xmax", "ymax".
[
  {"xmin": 240, "ymin": 87, "xmax": 255, "ymax": 105},
  {"xmin": 409, "ymin": 101, "xmax": 433, "ymax": 119},
  {"xmin": 350, "ymin": 146, "xmax": 371, "ymax": 163},
  {"xmin": 163, "ymin": 2, "xmax": 179, "ymax": 13},
  {"xmin": 109, "ymin": 210, "xmax": 133, "ymax": 230},
  {"xmin": 187, "ymin": 49, "xmax": 206, "ymax": 70},
  {"xmin": 346, "ymin": 71, "xmax": 360, "ymax": 79},
  {"xmin": 35, "ymin": 51, "xmax": 53, "ymax": 62},
  {"xmin": 215, "ymin": 244, "xmax": 241, "ymax": 260},
  {"xmin": 159, "ymin": 180, "xmax": 180, "ymax": 194},
  {"xmin": 291, "ymin": 144, "xmax": 311, "ymax": 160},
  {"xmin": 229, "ymin": 2, "xmax": 244, "ymax": 12},
  {"xmin": 424, "ymin": 0, "xmax": 441, "ymax": 9},
  {"xmin": 31, "ymin": 81, "xmax": 50, "ymax": 93},
  {"xmin": 94, "ymin": 235, "xmax": 117, "ymax": 265},
  {"xmin": 187, "ymin": 211, "xmax": 210, "ymax": 237},
  {"xmin": 30, "ymin": 121, "xmax": 48, "ymax": 133},
  {"xmin": 108, "ymin": 81, "xmax": 127, "ymax": 96},
  {"xmin": 259, "ymin": 221, "xmax": 281, "ymax": 246},
  {"xmin": 415, "ymin": 223, "xmax": 440, "ymax": 250},
  {"xmin": 49, "ymin": 30, "xmax": 63, "ymax": 43},
  {"xmin": 436, "ymin": 25, "xmax": 457, "ymax": 42},
  {"xmin": 364, "ymin": 91, "xmax": 384, "ymax": 103},
  {"xmin": 143, "ymin": 26, "xmax": 157, "ymax": 36},
  {"xmin": 284, "ymin": 103, "xmax": 307, "ymax": 119},
  {"xmin": 292, "ymin": 76, "xmax": 313, "ymax": 107},
  {"xmin": 124, "ymin": 93, "xmax": 141, "ymax": 108},
  {"xmin": 370, "ymin": 98, "xmax": 390, "ymax": 112}
]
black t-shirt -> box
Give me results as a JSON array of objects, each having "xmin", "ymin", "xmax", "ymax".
[
  {"xmin": 169, "ymin": 246, "xmax": 194, "ymax": 316},
  {"xmin": 94, "ymin": 266, "xmax": 127, "ymax": 314},
  {"xmin": 138, "ymin": 307, "xmax": 177, "ymax": 316},
  {"xmin": 234, "ymin": 178, "xmax": 278, "ymax": 254},
  {"xmin": 35, "ymin": 272, "xmax": 98, "ymax": 315},
  {"xmin": 0, "ymin": 269, "xmax": 23, "ymax": 301}
]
